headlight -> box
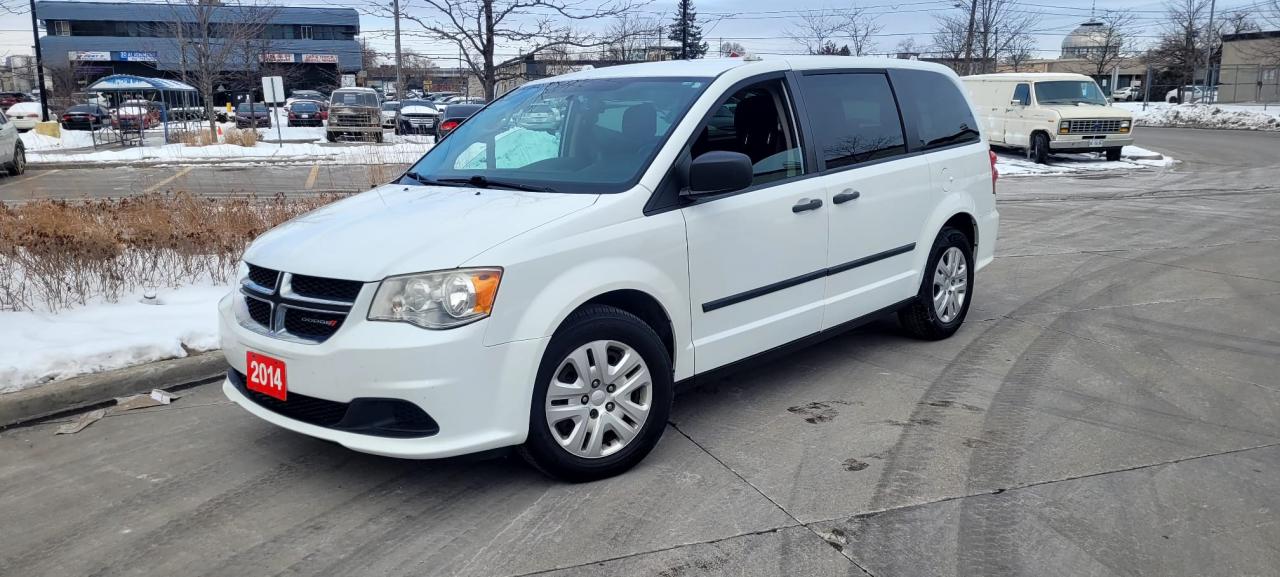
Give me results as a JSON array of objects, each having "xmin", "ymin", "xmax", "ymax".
[
  {"xmin": 368, "ymin": 268, "xmax": 502, "ymax": 329},
  {"xmin": 1120, "ymin": 120, "xmax": 1131, "ymax": 128}
]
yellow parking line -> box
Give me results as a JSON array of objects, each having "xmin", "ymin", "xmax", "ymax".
[
  {"xmin": 143, "ymin": 166, "xmax": 193, "ymax": 193},
  {"xmin": 0, "ymin": 168, "xmax": 59, "ymax": 188},
  {"xmin": 305, "ymin": 164, "xmax": 320, "ymax": 190}
]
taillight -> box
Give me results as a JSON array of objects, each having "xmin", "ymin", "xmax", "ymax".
[
  {"xmin": 989, "ymin": 149, "xmax": 999, "ymax": 193},
  {"xmin": 440, "ymin": 119, "xmax": 459, "ymax": 132}
]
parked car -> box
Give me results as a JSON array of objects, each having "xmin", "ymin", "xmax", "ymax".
[
  {"xmin": 286, "ymin": 101, "xmax": 324, "ymax": 127},
  {"xmin": 60, "ymin": 104, "xmax": 111, "ymax": 130},
  {"xmin": 5, "ymin": 102, "xmax": 43, "ymax": 131},
  {"xmin": 380, "ymin": 100, "xmax": 400, "ymax": 128},
  {"xmin": 234, "ymin": 103, "xmax": 272, "ymax": 128},
  {"xmin": 963, "ymin": 72, "xmax": 1133, "ymax": 163},
  {"xmin": 394, "ymin": 99, "xmax": 439, "ymax": 135},
  {"xmin": 516, "ymin": 103, "xmax": 561, "ymax": 131},
  {"xmin": 0, "ymin": 109, "xmax": 25, "ymax": 177},
  {"xmin": 1165, "ymin": 85, "xmax": 1216, "ymax": 104},
  {"xmin": 1111, "ymin": 86, "xmax": 1140, "ymax": 101},
  {"xmin": 112, "ymin": 103, "xmax": 157, "ymax": 131},
  {"xmin": 286, "ymin": 90, "xmax": 326, "ymax": 110},
  {"xmin": 435, "ymin": 103, "xmax": 482, "ymax": 139},
  {"xmin": 326, "ymin": 87, "xmax": 382, "ymax": 142},
  {"xmin": 220, "ymin": 57, "xmax": 999, "ymax": 481},
  {"xmin": 0, "ymin": 92, "xmax": 31, "ymax": 109}
]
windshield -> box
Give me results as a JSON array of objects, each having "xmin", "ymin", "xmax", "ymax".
[
  {"xmin": 382, "ymin": 102, "xmax": 400, "ymax": 111},
  {"xmin": 292, "ymin": 102, "xmax": 318, "ymax": 112},
  {"xmin": 406, "ymin": 77, "xmax": 708, "ymax": 194},
  {"xmin": 331, "ymin": 91, "xmax": 378, "ymax": 107},
  {"xmin": 1034, "ymin": 81, "xmax": 1108, "ymax": 105}
]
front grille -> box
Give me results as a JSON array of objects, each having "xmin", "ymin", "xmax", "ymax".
[
  {"xmin": 283, "ymin": 307, "xmax": 346, "ymax": 341},
  {"xmin": 290, "ymin": 274, "xmax": 363, "ymax": 302},
  {"xmin": 332, "ymin": 112, "xmax": 377, "ymax": 127},
  {"xmin": 247, "ymin": 264, "xmax": 279, "ymax": 291},
  {"xmin": 239, "ymin": 263, "xmax": 358, "ymax": 344},
  {"xmin": 1067, "ymin": 119, "xmax": 1124, "ymax": 134}
]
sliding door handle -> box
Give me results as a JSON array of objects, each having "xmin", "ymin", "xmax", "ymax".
[
  {"xmin": 833, "ymin": 189, "xmax": 861, "ymax": 204},
  {"xmin": 792, "ymin": 198, "xmax": 823, "ymax": 213}
]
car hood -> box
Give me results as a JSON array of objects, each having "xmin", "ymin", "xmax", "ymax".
[
  {"xmin": 243, "ymin": 184, "xmax": 598, "ymax": 281},
  {"xmin": 1044, "ymin": 104, "xmax": 1132, "ymax": 119}
]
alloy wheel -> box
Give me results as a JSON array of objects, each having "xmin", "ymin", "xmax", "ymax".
[
  {"xmin": 932, "ymin": 246, "xmax": 968, "ymax": 323},
  {"xmin": 544, "ymin": 340, "xmax": 652, "ymax": 459}
]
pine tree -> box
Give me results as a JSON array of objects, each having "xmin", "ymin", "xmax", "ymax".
[{"xmin": 667, "ymin": 0, "xmax": 709, "ymax": 59}]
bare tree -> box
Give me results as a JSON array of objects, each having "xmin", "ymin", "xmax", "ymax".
[
  {"xmin": 1147, "ymin": 0, "xmax": 1214, "ymax": 101},
  {"xmin": 606, "ymin": 13, "xmax": 661, "ymax": 62},
  {"xmin": 930, "ymin": 13, "xmax": 970, "ymax": 70},
  {"xmin": 719, "ymin": 41, "xmax": 747, "ymax": 58},
  {"xmin": 787, "ymin": 11, "xmax": 846, "ymax": 55},
  {"xmin": 1001, "ymin": 35, "xmax": 1036, "ymax": 71},
  {"xmin": 971, "ymin": 0, "xmax": 1039, "ymax": 74},
  {"xmin": 1077, "ymin": 11, "xmax": 1137, "ymax": 78},
  {"xmin": 1219, "ymin": 10, "xmax": 1259, "ymax": 35},
  {"xmin": 159, "ymin": 0, "xmax": 278, "ymax": 140},
  {"xmin": 371, "ymin": 0, "xmax": 641, "ymax": 100},
  {"xmin": 843, "ymin": 7, "xmax": 883, "ymax": 56},
  {"xmin": 894, "ymin": 37, "xmax": 924, "ymax": 57}
]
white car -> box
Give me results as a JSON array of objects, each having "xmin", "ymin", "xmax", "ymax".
[
  {"xmin": 1166, "ymin": 85, "xmax": 1216, "ymax": 104},
  {"xmin": 1111, "ymin": 86, "xmax": 1139, "ymax": 101},
  {"xmin": 220, "ymin": 57, "xmax": 999, "ymax": 481},
  {"xmin": 380, "ymin": 100, "xmax": 400, "ymax": 128},
  {"xmin": 5, "ymin": 102, "xmax": 42, "ymax": 131},
  {"xmin": 0, "ymin": 107, "xmax": 25, "ymax": 176}
]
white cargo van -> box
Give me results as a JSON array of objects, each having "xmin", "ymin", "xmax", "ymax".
[{"xmin": 962, "ymin": 73, "xmax": 1134, "ymax": 163}]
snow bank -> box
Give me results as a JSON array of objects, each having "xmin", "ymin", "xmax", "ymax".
[
  {"xmin": 996, "ymin": 145, "xmax": 1176, "ymax": 177},
  {"xmin": 20, "ymin": 129, "xmax": 103, "ymax": 151},
  {"xmin": 27, "ymin": 137, "xmax": 435, "ymax": 166},
  {"xmin": 1115, "ymin": 102, "xmax": 1280, "ymax": 131},
  {"xmin": 0, "ymin": 285, "xmax": 228, "ymax": 393}
]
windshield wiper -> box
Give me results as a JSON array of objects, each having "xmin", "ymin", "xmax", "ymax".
[
  {"xmin": 439, "ymin": 175, "xmax": 555, "ymax": 193},
  {"xmin": 400, "ymin": 171, "xmax": 466, "ymax": 187}
]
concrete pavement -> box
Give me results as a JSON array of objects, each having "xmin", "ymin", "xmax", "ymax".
[{"xmin": 2, "ymin": 128, "xmax": 1279, "ymax": 576}]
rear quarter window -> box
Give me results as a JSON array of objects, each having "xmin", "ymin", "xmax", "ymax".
[{"xmin": 889, "ymin": 69, "xmax": 981, "ymax": 150}]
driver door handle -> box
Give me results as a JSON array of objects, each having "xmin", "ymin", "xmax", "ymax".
[
  {"xmin": 833, "ymin": 189, "xmax": 861, "ymax": 204},
  {"xmin": 792, "ymin": 198, "xmax": 823, "ymax": 213}
]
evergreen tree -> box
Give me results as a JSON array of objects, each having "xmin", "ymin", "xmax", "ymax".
[{"xmin": 667, "ymin": 0, "xmax": 709, "ymax": 59}]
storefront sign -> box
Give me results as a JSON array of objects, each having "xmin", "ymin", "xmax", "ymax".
[
  {"xmin": 69, "ymin": 51, "xmax": 111, "ymax": 62},
  {"xmin": 260, "ymin": 53, "xmax": 296, "ymax": 63},
  {"xmin": 301, "ymin": 54, "xmax": 338, "ymax": 64},
  {"xmin": 116, "ymin": 51, "xmax": 157, "ymax": 62}
]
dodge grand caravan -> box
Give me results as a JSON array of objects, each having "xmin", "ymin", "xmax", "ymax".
[
  {"xmin": 220, "ymin": 57, "xmax": 999, "ymax": 481},
  {"xmin": 963, "ymin": 72, "xmax": 1134, "ymax": 163}
]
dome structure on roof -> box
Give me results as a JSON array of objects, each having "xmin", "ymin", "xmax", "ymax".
[{"xmin": 1061, "ymin": 21, "xmax": 1120, "ymax": 58}]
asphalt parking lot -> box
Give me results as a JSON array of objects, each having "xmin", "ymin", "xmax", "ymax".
[{"xmin": 2, "ymin": 128, "xmax": 1278, "ymax": 576}]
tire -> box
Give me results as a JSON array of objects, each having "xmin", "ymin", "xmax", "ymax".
[
  {"xmin": 374, "ymin": 132, "xmax": 384, "ymax": 143},
  {"xmin": 1105, "ymin": 147, "xmax": 1122, "ymax": 161},
  {"xmin": 1029, "ymin": 132, "xmax": 1050, "ymax": 164},
  {"xmin": 519, "ymin": 304, "xmax": 673, "ymax": 482},
  {"xmin": 6, "ymin": 142, "xmax": 25, "ymax": 176},
  {"xmin": 325, "ymin": 132, "xmax": 336, "ymax": 143},
  {"xmin": 1168, "ymin": 96, "xmax": 1179, "ymax": 104},
  {"xmin": 898, "ymin": 227, "xmax": 974, "ymax": 340}
]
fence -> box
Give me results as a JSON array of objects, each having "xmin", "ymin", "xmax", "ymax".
[{"xmin": 1215, "ymin": 64, "xmax": 1280, "ymax": 105}]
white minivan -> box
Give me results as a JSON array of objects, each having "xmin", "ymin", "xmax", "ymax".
[
  {"xmin": 220, "ymin": 57, "xmax": 999, "ymax": 481},
  {"xmin": 963, "ymin": 73, "xmax": 1134, "ymax": 163}
]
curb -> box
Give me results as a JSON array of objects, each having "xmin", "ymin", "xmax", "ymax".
[{"xmin": 0, "ymin": 351, "xmax": 228, "ymax": 430}]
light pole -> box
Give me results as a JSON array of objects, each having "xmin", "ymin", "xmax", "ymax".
[
  {"xmin": 28, "ymin": 0, "xmax": 49, "ymax": 122},
  {"xmin": 393, "ymin": 0, "xmax": 403, "ymax": 100},
  {"xmin": 1198, "ymin": 0, "xmax": 1217, "ymax": 100}
]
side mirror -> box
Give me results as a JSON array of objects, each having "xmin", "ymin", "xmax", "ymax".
[
  {"xmin": 1010, "ymin": 99, "xmax": 1024, "ymax": 107},
  {"xmin": 685, "ymin": 151, "xmax": 753, "ymax": 197}
]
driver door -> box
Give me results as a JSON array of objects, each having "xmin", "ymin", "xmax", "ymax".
[{"xmin": 1005, "ymin": 83, "xmax": 1032, "ymax": 147}]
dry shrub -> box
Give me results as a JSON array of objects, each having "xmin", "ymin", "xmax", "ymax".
[
  {"xmin": 174, "ymin": 129, "xmax": 219, "ymax": 147},
  {"xmin": 223, "ymin": 127, "xmax": 260, "ymax": 147},
  {"xmin": 0, "ymin": 193, "xmax": 347, "ymax": 311}
]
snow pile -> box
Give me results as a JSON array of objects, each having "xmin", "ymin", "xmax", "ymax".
[
  {"xmin": 1115, "ymin": 102, "xmax": 1280, "ymax": 131},
  {"xmin": 0, "ymin": 285, "xmax": 228, "ymax": 393},
  {"xmin": 27, "ymin": 137, "xmax": 434, "ymax": 166},
  {"xmin": 996, "ymin": 145, "xmax": 1176, "ymax": 177},
  {"xmin": 20, "ymin": 129, "xmax": 103, "ymax": 151}
]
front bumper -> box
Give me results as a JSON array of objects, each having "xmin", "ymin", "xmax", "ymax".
[
  {"xmin": 1050, "ymin": 134, "xmax": 1134, "ymax": 150},
  {"xmin": 218, "ymin": 293, "xmax": 548, "ymax": 459}
]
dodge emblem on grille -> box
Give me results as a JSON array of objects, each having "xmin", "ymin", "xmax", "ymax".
[{"xmin": 299, "ymin": 316, "xmax": 339, "ymax": 327}]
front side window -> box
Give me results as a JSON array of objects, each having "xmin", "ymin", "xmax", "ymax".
[
  {"xmin": 889, "ymin": 69, "xmax": 981, "ymax": 150},
  {"xmin": 1013, "ymin": 83, "xmax": 1030, "ymax": 105},
  {"xmin": 1034, "ymin": 80, "xmax": 1107, "ymax": 106},
  {"xmin": 691, "ymin": 79, "xmax": 803, "ymax": 186},
  {"xmin": 799, "ymin": 73, "xmax": 906, "ymax": 170},
  {"xmin": 406, "ymin": 77, "xmax": 709, "ymax": 194}
]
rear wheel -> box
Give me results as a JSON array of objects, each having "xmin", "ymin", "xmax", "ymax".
[
  {"xmin": 6, "ymin": 142, "xmax": 25, "ymax": 176},
  {"xmin": 1029, "ymin": 132, "xmax": 1050, "ymax": 164},
  {"xmin": 1105, "ymin": 147, "xmax": 1122, "ymax": 161},
  {"xmin": 519, "ymin": 304, "xmax": 673, "ymax": 482},
  {"xmin": 899, "ymin": 227, "xmax": 973, "ymax": 340},
  {"xmin": 325, "ymin": 132, "xmax": 336, "ymax": 143}
]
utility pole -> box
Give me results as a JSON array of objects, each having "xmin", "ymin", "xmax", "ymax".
[
  {"xmin": 1198, "ymin": 0, "xmax": 1217, "ymax": 100},
  {"xmin": 681, "ymin": 0, "xmax": 688, "ymax": 60},
  {"xmin": 962, "ymin": 0, "xmax": 978, "ymax": 75},
  {"xmin": 393, "ymin": 0, "xmax": 403, "ymax": 100},
  {"xmin": 28, "ymin": 0, "xmax": 48, "ymax": 122}
]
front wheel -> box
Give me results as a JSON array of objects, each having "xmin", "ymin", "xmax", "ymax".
[
  {"xmin": 1105, "ymin": 147, "xmax": 1122, "ymax": 161},
  {"xmin": 898, "ymin": 227, "xmax": 974, "ymax": 340},
  {"xmin": 519, "ymin": 304, "xmax": 673, "ymax": 482},
  {"xmin": 1029, "ymin": 132, "xmax": 1050, "ymax": 164},
  {"xmin": 6, "ymin": 142, "xmax": 25, "ymax": 176}
]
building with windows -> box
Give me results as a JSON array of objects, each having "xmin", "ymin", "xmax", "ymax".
[{"xmin": 35, "ymin": 1, "xmax": 361, "ymax": 93}]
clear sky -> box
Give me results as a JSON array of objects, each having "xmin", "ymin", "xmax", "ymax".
[{"xmin": 0, "ymin": 0, "xmax": 1268, "ymax": 65}]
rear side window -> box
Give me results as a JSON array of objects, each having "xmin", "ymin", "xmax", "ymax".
[
  {"xmin": 890, "ymin": 69, "xmax": 981, "ymax": 150},
  {"xmin": 798, "ymin": 73, "xmax": 906, "ymax": 170}
]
